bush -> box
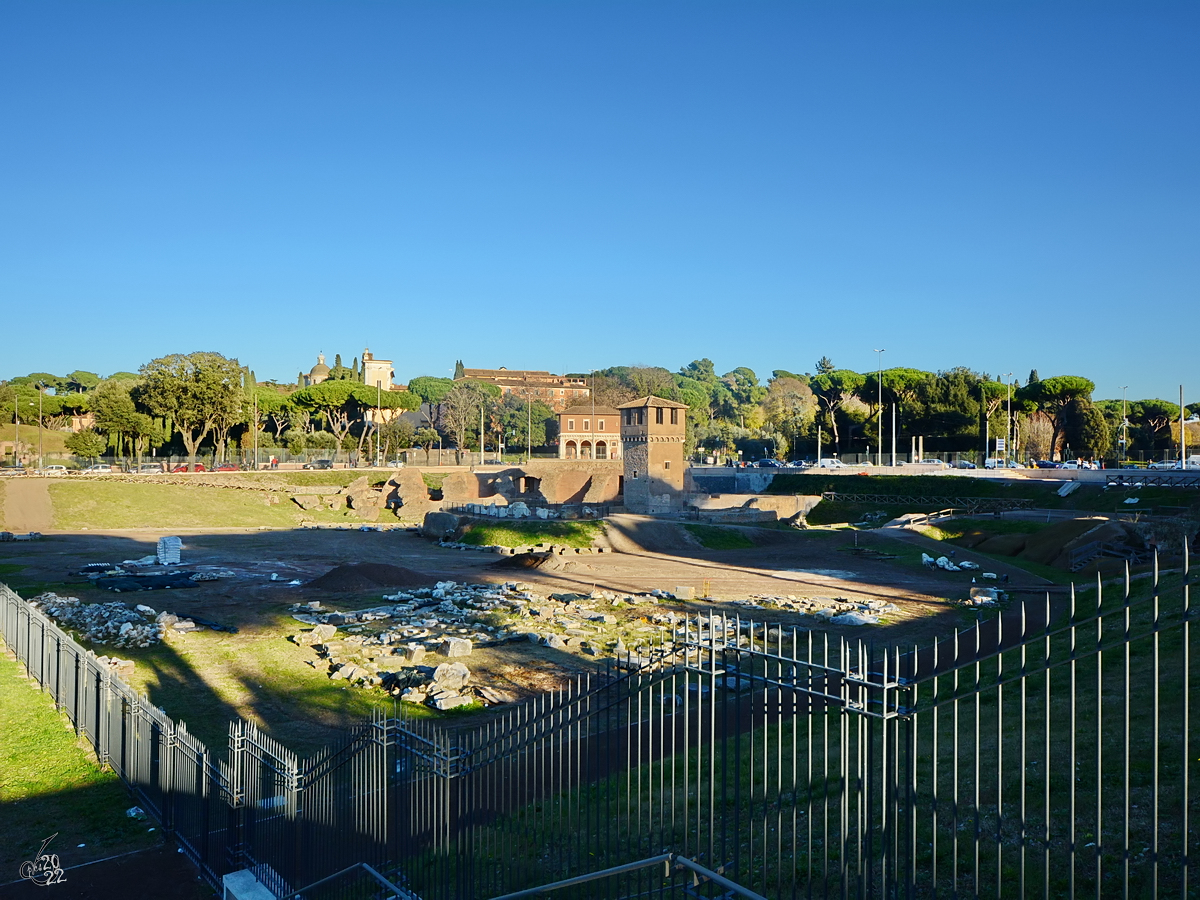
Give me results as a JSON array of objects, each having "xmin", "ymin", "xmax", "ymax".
[{"xmin": 64, "ymin": 429, "xmax": 106, "ymax": 459}]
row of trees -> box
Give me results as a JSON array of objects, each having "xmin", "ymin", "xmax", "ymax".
[
  {"xmin": 2, "ymin": 353, "xmax": 426, "ymax": 465},
  {"xmin": 4, "ymin": 354, "xmax": 1196, "ymax": 465},
  {"xmin": 550, "ymin": 361, "xmax": 1197, "ymax": 462}
]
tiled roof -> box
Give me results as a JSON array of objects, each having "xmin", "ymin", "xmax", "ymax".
[
  {"xmin": 558, "ymin": 406, "xmax": 621, "ymax": 417},
  {"xmin": 616, "ymin": 396, "xmax": 690, "ymax": 409}
]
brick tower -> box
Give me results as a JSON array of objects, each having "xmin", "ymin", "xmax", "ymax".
[{"xmin": 618, "ymin": 396, "xmax": 688, "ymax": 514}]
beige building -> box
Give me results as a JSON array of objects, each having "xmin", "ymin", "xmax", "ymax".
[
  {"xmin": 558, "ymin": 405, "xmax": 622, "ymax": 460},
  {"xmin": 459, "ymin": 367, "xmax": 590, "ymax": 412},
  {"xmin": 619, "ymin": 396, "xmax": 688, "ymax": 514},
  {"xmin": 361, "ymin": 348, "xmax": 394, "ymax": 391}
]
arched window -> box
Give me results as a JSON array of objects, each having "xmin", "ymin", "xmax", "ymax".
[
  {"xmin": 595, "ymin": 441, "xmax": 607, "ymax": 459},
  {"xmin": 565, "ymin": 441, "xmax": 577, "ymax": 459},
  {"xmin": 580, "ymin": 441, "xmax": 592, "ymax": 460}
]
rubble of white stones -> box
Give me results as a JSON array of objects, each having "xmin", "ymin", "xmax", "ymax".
[
  {"xmin": 286, "ymin": 580, "xmax": 676, "ymax": 709},
  {"xmin": 286, "ymin": 579, "xmax": 908, "ymax": 711},
  {"xmin": 730, "ymin": 593, "xmax": 901, "ymax": 626},
  {"xmin": 28, "ymin": 592, "xmax": 208, "ymax": 648},
  {"xmin": 435, "ymin": 540, "xmax": 610, "ymax": 557}
]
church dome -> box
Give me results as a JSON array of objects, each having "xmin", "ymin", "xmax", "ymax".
[{"xmin": 309, "ymin": 353, "xmax": 330, "ymax": 378}]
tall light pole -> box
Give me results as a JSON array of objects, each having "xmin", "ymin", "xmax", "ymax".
[
  {"xmin": 36, "ymin": 384, "xmax": 44, "ymax": 472},
  {"xmin": 1003, "ymin": 373, "xmax": 1013, "ymax": 464},
  {"xmin": 526, "ymin": 396, "xmax": 532, "ymax": 463},
  {"xmin": 252, "ymin": 393, "xmax": 259, "ymax": 471},
  {"xmin": 874, "ymin": 349, "xmax": 885, "ymax": 467},
  {"xmin": 1120, "ymin": 386, "xmax": 1129, "ymax": 466},
  {"xmin": 1176, "ymin": 384, "xmax": 1185, "ymax": 465}
]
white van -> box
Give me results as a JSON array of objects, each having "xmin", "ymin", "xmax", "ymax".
[{"xmin": 815, "ymin": 458, "xmax": 847, "ymax": 469}]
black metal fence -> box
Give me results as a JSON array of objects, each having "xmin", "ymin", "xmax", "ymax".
[{"xmin": 3, "ymin": 550, "xmax": 1197, "ymax": 899}]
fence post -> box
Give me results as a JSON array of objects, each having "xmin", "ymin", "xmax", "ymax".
[
  {"xmin": 162, "ymin": 716, "xmax": 176, "ymax": 835},
  {"xmin": 226, "ymin": 720, "xmax": 247, "ymax": 872}
]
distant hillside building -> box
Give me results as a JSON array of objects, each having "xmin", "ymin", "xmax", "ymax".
[
  {"xmin": 361, "ymin": 348, "xmax": 394, "ymax": 391},
  {"xmin": 619, "ymin": 396, "xmax": 688, "ymax": 514},
  {"xmin": 299, "ymin": 353, "xmax": 331, "ymax": 387},
  {"xmin": 299, "ymin": 349, "xmax": 400, "ymax": 392},
  {"xmin": 458, "ymin": 367, "xmax": 589, "ymax": 412},
  {"xmin": 558, "ymin": 405, "xmax": 622, "ymax": 460}
]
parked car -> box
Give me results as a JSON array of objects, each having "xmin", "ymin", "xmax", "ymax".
[
  {"xmin": 1035, "ymin": 460, "xmax": 1061, "ymax": 469},
  {"xmin": 81, "ymin": 464, "xmax": 116, "ymax": 474},
  {"xmin": 213, "ymin": 463, "xmax": 238, "ymax": 472},
  {"xmin": 38, "ymin": 465, "xmax": 69, "ymax": 476},
  {"xmin": 0, "ymin": 466, "xmax": 27, "ymax": 476},
  {"xmin": 918, "ymin": 459, "xmax": 946, "ymax": 468},
  {"xmin": 386, "ymin": 460, "xmax": 405, "ymax": 468},
  {"xmin": 953, "ymin": 460, "xmax": 977, "ymax": 469},
  {"xmin": 1147, "ymin": 459, "xmax": 1176, "ymax": 470},
  {"xmin": 756, "ymin": 459, "xmax": 785, "ymax": 468},
  {"xmin": 984, "ymin": 458, "xmax": 1004, "ymax": 469},
  {"xmin": 815, "ymin": 458, "xmax": 847, "ymax": 469},
  {"xmin": 303, "ymin": 459, "xmax": 335, "ymax": 470},
  {"xmin": 171, "ymin": 463, "xmax": 207, "ymax": 473},
  {"xmin": 133, "ymin": 463, "xmax": 166, "ymax": 474}
]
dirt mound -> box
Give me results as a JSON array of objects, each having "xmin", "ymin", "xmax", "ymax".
[
  {"xmin": 492, "ymin": 553, "xmax": 596, "ymax": 573},
  {"xmin": 307, "ymin": 563, "xmax": 433, "ymax": 592},
  {"xmin": 605, "ymin": 516, "xmax": 700, "ymax": 554},
  {"xmin": 976, "ymin": 534, "xmax": 1028, "ymax": 556},
  {"xmin": 954, "ymin": 529, "xmax": 994, "ymax": 549}
]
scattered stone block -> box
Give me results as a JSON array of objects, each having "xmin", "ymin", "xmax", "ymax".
[
  {"xmin": 431, "ymin": 662, "xmax": 471, "ymax": 692},
  {"xmin": 432, "ymin": 694, "xmax": 474, "ymax": 710}
]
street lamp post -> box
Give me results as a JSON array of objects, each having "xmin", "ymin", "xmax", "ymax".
[
  {"xmin": 1120, "ymin": 386, "xmax": 1128, "ymax": 467},
  {"xmin": 37, "ymin": 384, "xmax": 45, "ymax": 470},
  {"xmin": 1003, "ymin": 373, "xmax": 1013, "ymax": 464},
  {"xmin": 874, "ymin": 349, "xmax": 885, "ymax": 467},
  {"xmin": 1176, "ymin": 384, "xmax": 1185, "ymax": 465}
]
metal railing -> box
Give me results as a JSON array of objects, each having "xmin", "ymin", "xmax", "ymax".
[{"xmin": 3, "ymin": 547, "xmax": 1197, "ymax": 899}]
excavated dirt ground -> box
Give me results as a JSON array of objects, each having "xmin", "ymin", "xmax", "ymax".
[{"xmin": 0, "ymin": 514, "xmax": 1053, "ymax": 654}]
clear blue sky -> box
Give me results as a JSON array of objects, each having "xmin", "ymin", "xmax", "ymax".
[{"xmin": 2, "ymin": 1, "xmax": 1196, "ymax": 402}]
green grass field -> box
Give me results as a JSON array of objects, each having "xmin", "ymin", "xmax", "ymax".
[
  {"xmin": 460, "ymin": 519, "xmax": 604, "ymax": 548},
  {"xmin": 767, "ymin": 473, "xmax": 1200, "ymax": 518},
  {"xmin": 0, "ymin": 650, "xmax": 159, "ymax": 876},
  {"xmin": 920, "ymin": 517, "xmax": 1048, "ymax": 541},
  {"xmin": 47, "ymin": 481, "xmax": 371, "ymax": 530},
  {"xmin": 682, "ymin": 523, "xmax": 755, "ymax": 550},
  {"xmin": 110, "ymin": 612, "xmax": 402, "ymax": 756}
]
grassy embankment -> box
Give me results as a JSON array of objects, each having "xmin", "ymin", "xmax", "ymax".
[
  {"xmin": 0, "ymin": 423, "xmax": 71, "ymax": 466},
  {"xmin": 47, "ymin": 479, "xmax": 385, "ymax": 530},
  {"xmin": 460, "ymin": 520, "xmax": 605, "ymax": 549},
  {"xmin": 0, "ymin": 650, "xmax": 159, "ymax": 876},
  {"xmin": 766, "ymin": 473, "xmax": 1200, "ymax": 525}
]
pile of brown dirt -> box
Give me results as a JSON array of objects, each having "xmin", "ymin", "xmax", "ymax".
[
  {"xmin": 492, "ymin": 553, "xmax": 595, "ymax": 573},
  {"xmin": 307, "ymin": 563, "xmax": 434, "ymax": 592},
  {"xmin": 976, "ymin": 533, "xmax": 1028, "ymax": 556},
  {"xmin": 954, "ymin": 529, "xmax": 994, "ymax": 549}
]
